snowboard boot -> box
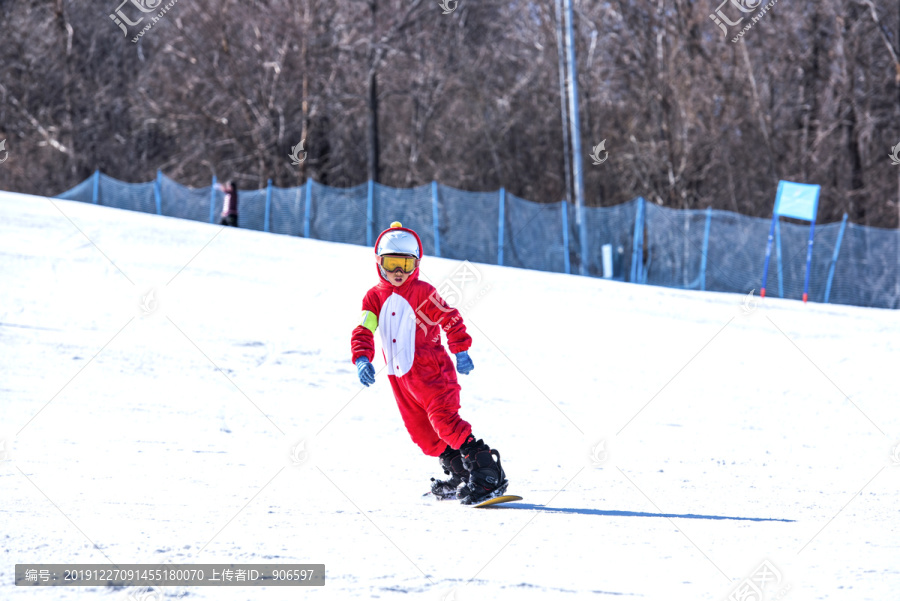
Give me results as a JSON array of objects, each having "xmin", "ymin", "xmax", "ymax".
[
  {"xmin": 457, "ymin": 437, "xmax": 507, "ymax": 505},
  {"xmin": 430, "ymin": 445, "xmax": 468, "ymax": 499}
]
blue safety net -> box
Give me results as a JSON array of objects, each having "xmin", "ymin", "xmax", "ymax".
[{"xmin": 52, "ymin": 173, "xmax": 899, "ymax": 309}]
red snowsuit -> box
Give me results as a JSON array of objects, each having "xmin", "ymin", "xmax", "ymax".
[{"xmin": 350, "ymin": 228, "xmax": 473, "ymax": 456}]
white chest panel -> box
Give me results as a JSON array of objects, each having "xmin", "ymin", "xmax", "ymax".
[{"xmin": 379, "ymin": 294, "xmax": 417, "ymax": 376}]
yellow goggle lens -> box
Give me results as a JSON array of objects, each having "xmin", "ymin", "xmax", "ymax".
[{"xmin": 380, "ymin": 255, "xmax": 417, "ymax": 273}]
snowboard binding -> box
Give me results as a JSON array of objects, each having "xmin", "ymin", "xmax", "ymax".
[
  {"xmin": 457, "ymin": 441, "xmax": 507, "ymax": 506},
  {"xmin": 429, "ymin": 446, "xmax": 469, "ymax": 500}
]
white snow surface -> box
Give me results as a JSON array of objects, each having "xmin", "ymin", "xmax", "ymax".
[{"xmin": 2, "ymin": 191, "xmax": 899, "ymax": 601}]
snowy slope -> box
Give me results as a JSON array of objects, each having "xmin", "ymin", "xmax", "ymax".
[{"xmin": 2, "ymin": 191, "xmax": 899, "ymax": 601}]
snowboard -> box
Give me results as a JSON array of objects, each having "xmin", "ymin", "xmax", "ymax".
[{"xmin": 472, "ymin": 494, "xmax": 523, "ymax": 508}]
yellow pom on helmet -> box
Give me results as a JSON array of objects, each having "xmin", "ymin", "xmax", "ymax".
[{"xmin": 390, "ymin": 221, "xmax": 403, "ymax": 228}]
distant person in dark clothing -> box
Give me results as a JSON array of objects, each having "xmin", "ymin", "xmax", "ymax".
[{"xmin": 218, "ymin": 180, "xmax": 239, "ymax": 227}]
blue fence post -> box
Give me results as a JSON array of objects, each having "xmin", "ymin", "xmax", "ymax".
[
  {"xmin": 700, "ymin": 206, "xmax": 712, "ymax": 291},
  {"xmin": 561, "ymin": 200, "xmax": 570, "ymax": 275},
  {"xmin": 431, "ymin": 181, "xmax": 441, "ymax": 258},
  {"xmin": 304, "ymin": 179, "xmax": 312, "ymax": 238},
  {"xmin": 497, "ymin": 188, "xmax": 506, "ymax": 266},
  {"xmin": 760, "ymin": 213, "xmax": 777, "ymax": 298},
  {"xmin": 264, "ymin": 178, "xmax": 272, "ymax": 233},
  {"xmin": 630, "ymin": 200, "xmax": 637, "ymax": 282},
  {"xmin": 92, "ymin": 170, "xmax": 100, "ymax": 205},
  {"xmin": 580, "ymin": 201, "xmax": 589, "ymax": 276},
  {"xmin": 630, "ymin": 197, "xmax": 645, "ymax": 283},
  {"xmin": 209, "ymin": 175, "xmax": 217, "ymax": 224},
  {"xmin": 775, "ymin": 219, "xmax": 784, "ymax": 298},
  {"xmin": 154, "ymin": 169, "xmax": 162, "ymax": 215},
  {"xmin": 366, "ymin": 180, "xmax": 375, "ymax": 246},
  {"xmin": 824, "ymin": 213, "xmax": 848, "ymax": 304},
  {"xmin": 638, "ymin": 198, "xmax": 645, "ymax": 283},
  {"xmin": 802, "ymin": 219, "xmax": 816, "ymax": 303}
]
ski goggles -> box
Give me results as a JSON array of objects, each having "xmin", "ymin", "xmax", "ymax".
[{"xmin": 379, "ymin": 254, "xmax": 418, "ymax": 273}]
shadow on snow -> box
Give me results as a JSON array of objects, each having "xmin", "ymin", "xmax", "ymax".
[{"xmin": 487, "ymin": 503, "xmax": 794, "ymax": 522}]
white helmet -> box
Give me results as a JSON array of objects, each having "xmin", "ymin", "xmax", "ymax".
[{"xmin": 375, "ymin": 227, "xmax": 420, "ymax": 258}]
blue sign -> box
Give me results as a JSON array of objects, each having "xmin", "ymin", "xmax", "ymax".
[{"xmin": 774, "ymin": 181, "xmax": 820, "ymax": 222}]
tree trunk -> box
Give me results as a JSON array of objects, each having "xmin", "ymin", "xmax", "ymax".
[
  {"xmin": 367, "ymin": 0, "xmax": 380, "ymax": 184},
  {"xmin": 299, "ymin": 0, "xmax": 310, "ymax": 186},
  {"xmin": 367, "ymin": 68, "xmax": 379, "ymax": 183}
]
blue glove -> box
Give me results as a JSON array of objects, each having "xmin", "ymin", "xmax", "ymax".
[
  {"xmin": 356, "ymin": 357, "xmax": 375, "ymax": 386},
  {"xmin": 455, "ymin": 351, "xmax": 474, "ymax": 375}
]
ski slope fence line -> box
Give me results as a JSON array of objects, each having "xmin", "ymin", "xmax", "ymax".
[{"xmin": 53, "ymin": 170, "xmax": 899, "ymax": 310}]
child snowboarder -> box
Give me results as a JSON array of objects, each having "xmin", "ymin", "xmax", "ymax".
[{"xmin": 350, "ymin": 222, "xmax": 507, "ymax": 505}]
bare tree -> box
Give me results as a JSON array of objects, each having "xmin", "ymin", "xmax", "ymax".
[{"xmin": 0, "ymin": 0, "xmax": 897, "ymax": 228}]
